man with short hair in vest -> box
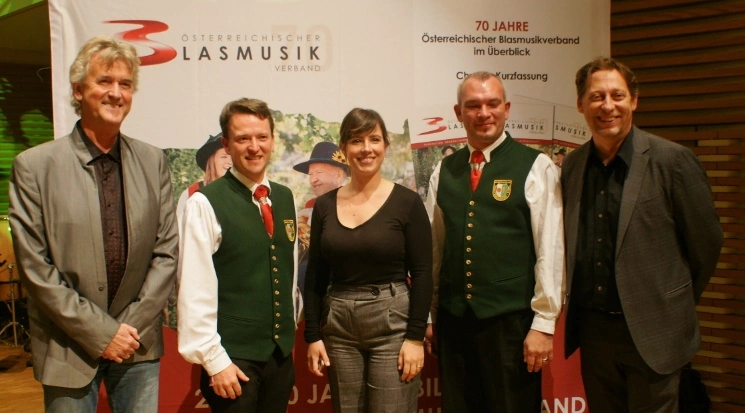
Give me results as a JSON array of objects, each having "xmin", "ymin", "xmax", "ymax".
[
  {"xmin": 178, "ymin": 97, "xmax": 299, "ymax": 413},
  {"xmin": 425, "ymin": 72, "xmax": 564, "ymax": 413}
]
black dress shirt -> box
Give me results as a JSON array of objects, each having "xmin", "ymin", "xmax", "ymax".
[
  {"xmin": 79, "ymin": 123, "xmax": 128, "ymax": 307},
  {"xmin": 572, "ymin": 130, "xmax": 634, "ymax": 314}
]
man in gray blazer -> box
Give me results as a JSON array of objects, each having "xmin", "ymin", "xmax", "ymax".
[
  {"xmin": 9, "ymin": 35, "xmax": 178, "ymax": 412},
  {"xmin": 562, "ymin": 56, "xmax": 722, "ymax": 412}
]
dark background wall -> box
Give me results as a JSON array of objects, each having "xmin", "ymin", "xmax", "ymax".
[
  {"xmin": 0, "ymin": 0, "xmax": 743, "ymax": 411},
  {"xmin": 0, "ymin": 65, "xmax": 53, "ymax": 213},
  {"xmin": 0, "ymin": 1, "xmax": 52, "ymax": 214}
]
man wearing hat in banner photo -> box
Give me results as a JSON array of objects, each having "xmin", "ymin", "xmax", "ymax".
[
  {"xmin": 176, "ymin": 132, "xmax": 233, "ymax": 222},
  {"xmin": 293, "ymin": 141, "xmax": 348, "ymax": 298}
]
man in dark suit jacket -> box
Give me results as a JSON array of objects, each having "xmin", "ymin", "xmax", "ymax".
[
  {"xmin": 9, "ymin": 36, "xmax": 178, "ymax": 412},
  {"xmin": 562, "ymin": 56, "xmax": 722, "ymax": 412}
]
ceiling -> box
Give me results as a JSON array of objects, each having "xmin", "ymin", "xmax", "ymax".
[{"xmin": 0, "ymin": 2, "xmax": 51, "ymax": 66}]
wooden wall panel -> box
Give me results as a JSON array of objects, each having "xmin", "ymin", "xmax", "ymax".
[{"xmin": 612, "ymin": 1, "xmax": 745, "ymax": 411}]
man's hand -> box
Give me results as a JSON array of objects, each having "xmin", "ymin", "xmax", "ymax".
[
  {"xmin": 424, "ymin": 323, "xmax": 437, "ymax": 357},
  {"xmin": 101, "ymin": 323, "xmax": 140, "ymax": 363},
  {"xmin": 523, "ymin": 329, "xmax": 553, "ymax": 373},
  {"xmin": 307, "ymin": 340, "xmax": 331, "ymax": 377},
  {"xmin": 398, "ymin": 340, "xmax": 425, "ymax": 383},
  {"xmin": 211, "ymin": 364, "xmax": 250, "ymax": 399}
]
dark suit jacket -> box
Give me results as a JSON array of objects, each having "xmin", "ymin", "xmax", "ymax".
[
  {"xmin": 9, "ymin": 126, "xmax": 179, "ymax": 388},
  {"xmin": 562, "ymin": 126, "xmax": 722, "ymax": 375}
]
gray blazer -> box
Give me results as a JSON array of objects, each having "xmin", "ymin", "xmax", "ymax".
[
  {"xmin": 562, "ymin": 126, "xmax": 722, "ymax": 375},
  {"xmin": 9, "ymin": 126, "xmax": 179, "ymax": 388}
]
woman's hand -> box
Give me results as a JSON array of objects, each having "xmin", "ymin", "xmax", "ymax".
[
  {"xmin": 398, "ymin": 339, "xmax": 425, "ymax": 382},
  {"xmin": 307, "ymin": 340, "xmax": 331, "ymax": 377}
]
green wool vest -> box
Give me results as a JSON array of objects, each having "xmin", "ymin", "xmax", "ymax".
[
  {"xmin": 437, "ymin": 134, "xmax": 539, "ymax": 319},
  {"xmin": 200, "ymin": 173, "xmax": 296, "ymax": 361}
]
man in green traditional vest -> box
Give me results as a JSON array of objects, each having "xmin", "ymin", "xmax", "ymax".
[
  {"xmin": 425, "ymin": 72, "xmax": 564, "ymax": 413},
  {"xmin": 177, "ymin": 98, "xmax": 298, "ymax": 413}
]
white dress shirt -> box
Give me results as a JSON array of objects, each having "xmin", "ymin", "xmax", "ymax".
[
  {"xmin": 177, "ymin": 168, "xmax": 299, "ymax": 376},
  {"xmin": 425, "ymin": 132, "xmax": 565, "ymax": 334}
]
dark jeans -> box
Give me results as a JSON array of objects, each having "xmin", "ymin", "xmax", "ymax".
[{"xmin": 43, "ymin": 360, "xmax": 160, "ymax": 413}]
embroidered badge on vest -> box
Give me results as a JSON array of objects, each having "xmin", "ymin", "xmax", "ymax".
[
  {"xmin": 492, "ymin": 180, "xmax": 512, "ymax": 201},
  {"xmin": 284, "ymin": 220, "xmax": 296, "ymax": 242}
]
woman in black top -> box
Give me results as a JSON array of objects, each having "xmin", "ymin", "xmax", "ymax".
[{"xmin": 304, "ymin": 108, "xmax": 433, "ymax": 413}]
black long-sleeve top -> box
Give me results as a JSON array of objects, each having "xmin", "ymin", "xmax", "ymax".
[{"xmin": 303, "ymin": 184, "xmax": 433, "ymax": 343}]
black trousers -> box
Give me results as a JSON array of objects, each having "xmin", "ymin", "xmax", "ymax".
[
  {"xmin": 437, "ymin": 307, "xmax": 542, "ymax": 413},
  {"xmin": 200, "ymin": 346, "xmax": 295, "ymax": 413},
  {"xmin": 578, "ymin": 310, "xmax": 681, "ymax": 413}
]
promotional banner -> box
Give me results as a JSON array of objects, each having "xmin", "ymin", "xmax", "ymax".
[{"xmin": 49, "ymin": 1, "xmax": 609, "ymax": 411}]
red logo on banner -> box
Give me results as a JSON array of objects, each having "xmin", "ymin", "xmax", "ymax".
[
  {"xmin": 106, "ymin": 20, "xmax": 177, "ymax": 66},
  {"xmin": 419, "ymin": 117, "xmax": 447, "ymax": 136}
]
